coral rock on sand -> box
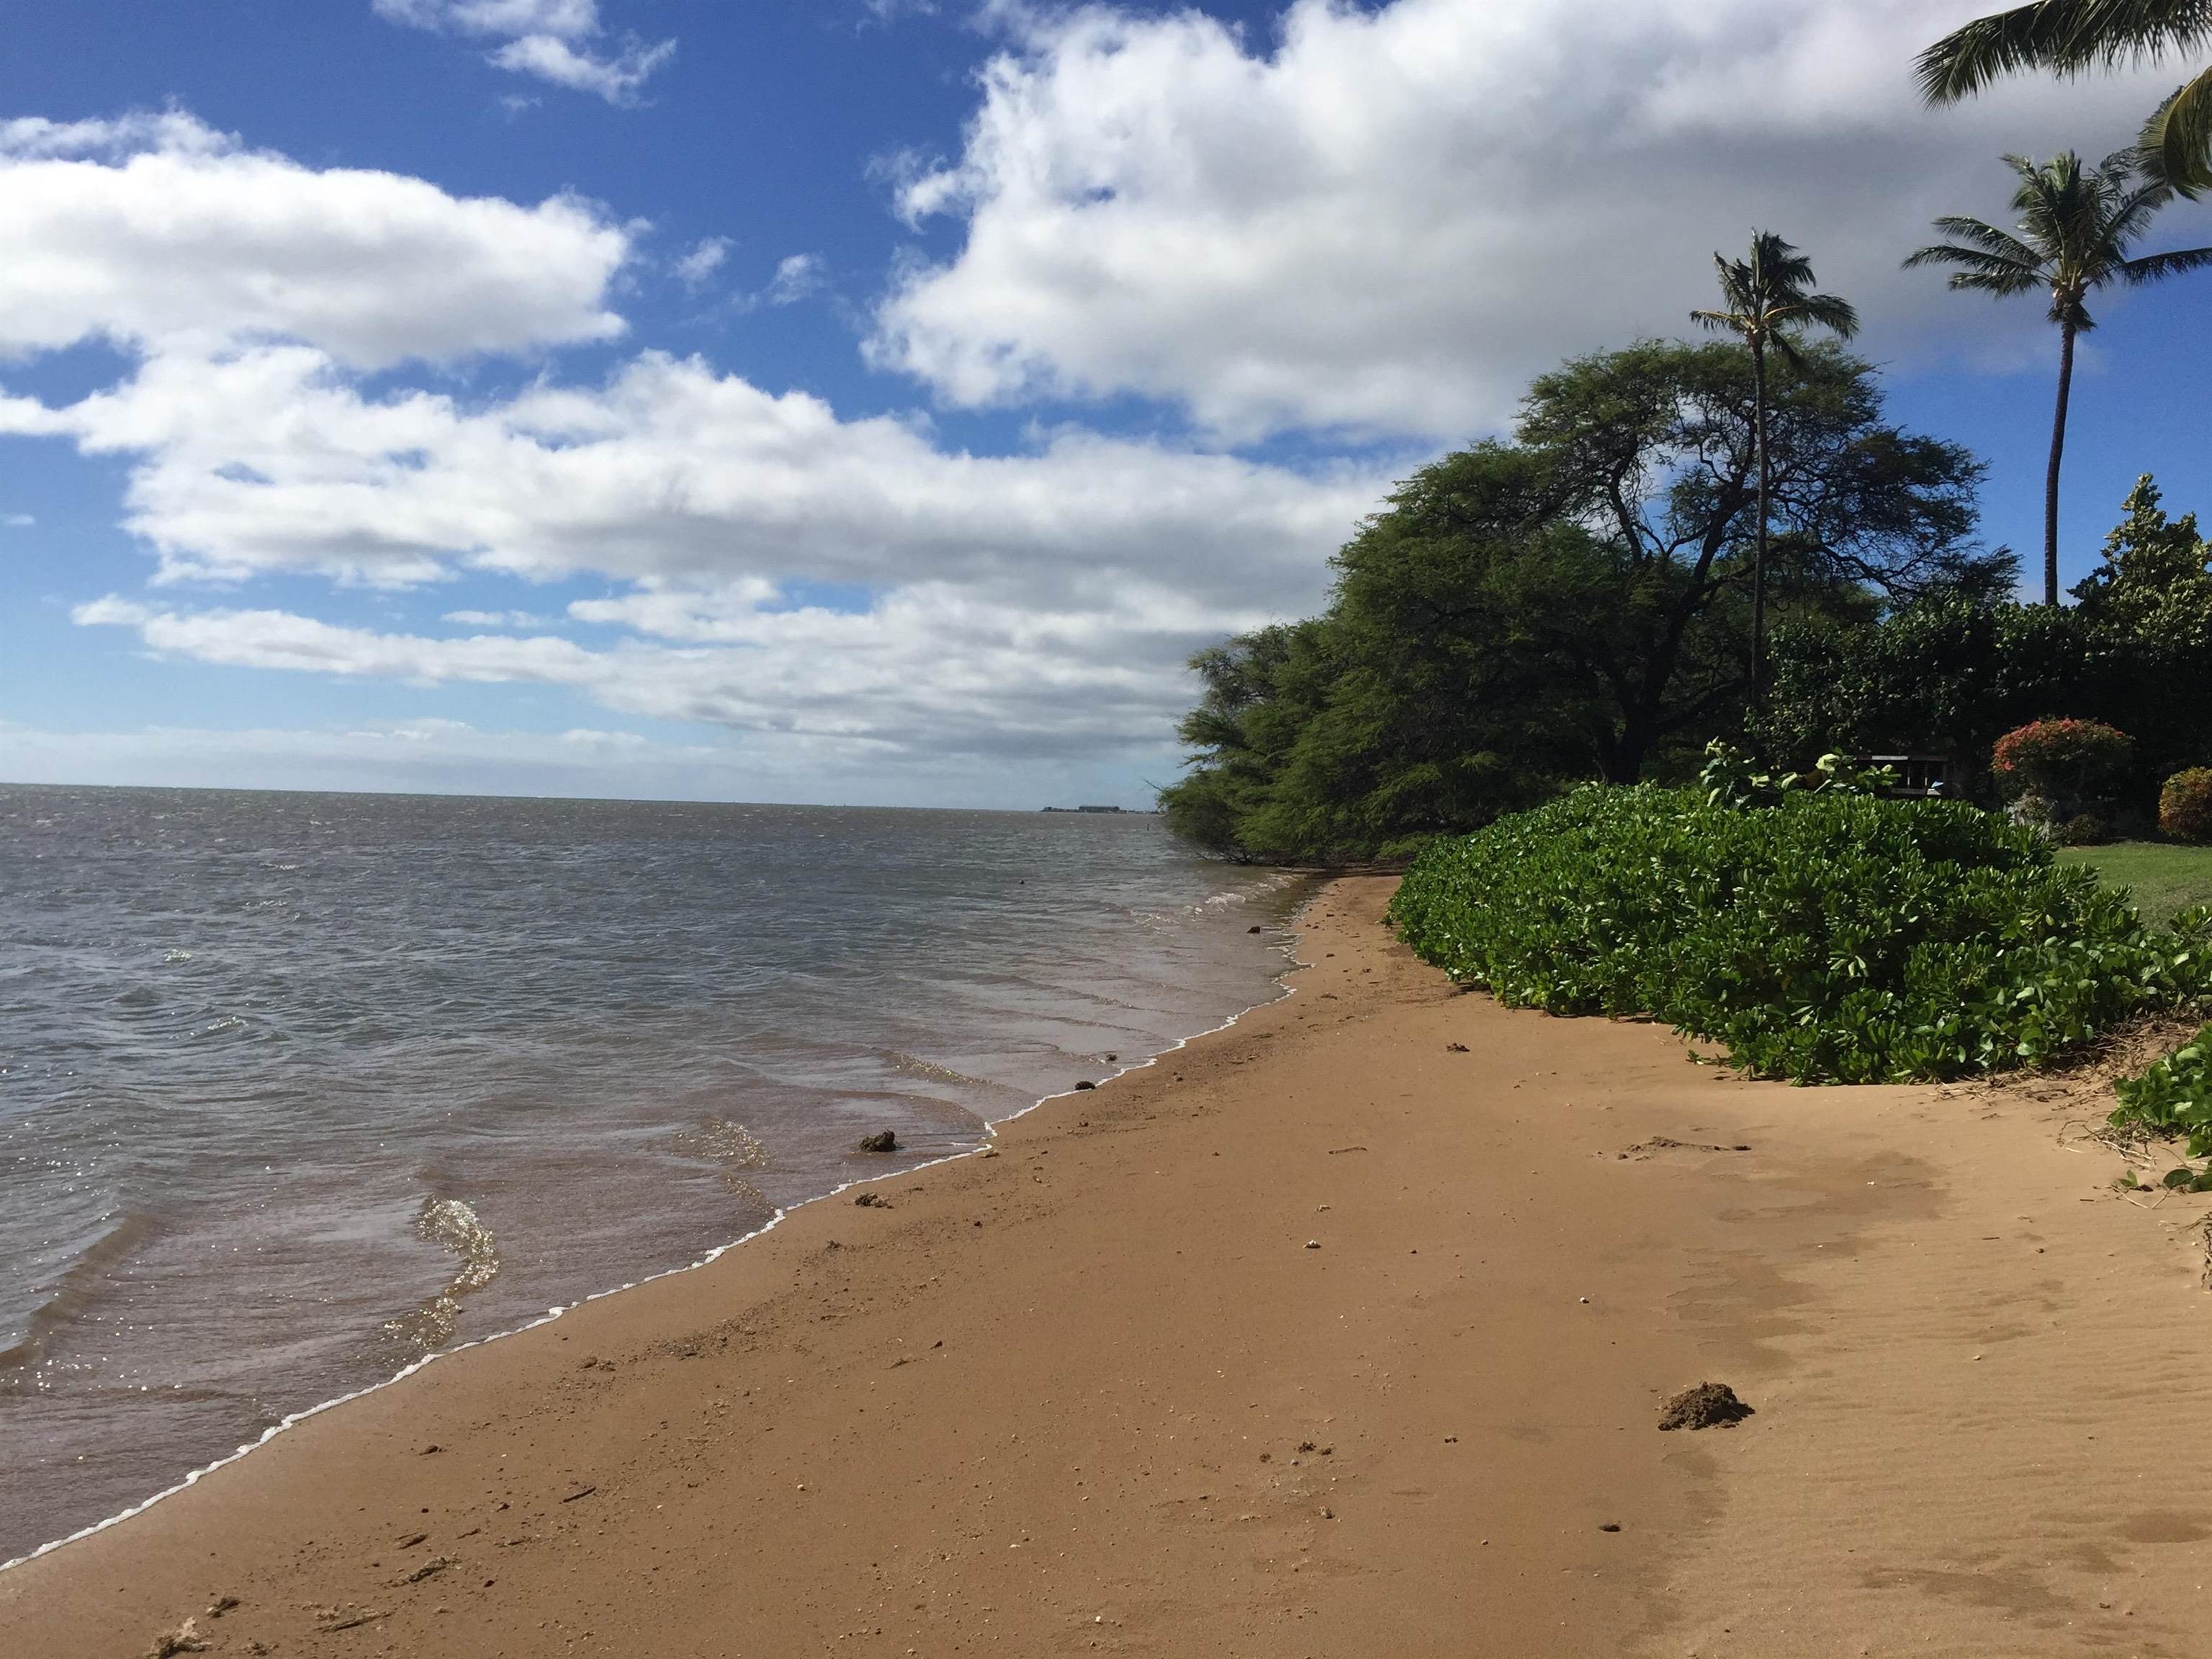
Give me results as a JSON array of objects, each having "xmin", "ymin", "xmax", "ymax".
[
  {"xmin": 1657, "ymin": 1381, "xmax": 1754, "ymax": 1431},
  {"xmin": 148, "ymin": 1620, "xmax": 210, "ymax": 1657}
]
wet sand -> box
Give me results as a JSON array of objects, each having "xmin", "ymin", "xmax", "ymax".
[{"xmin": 8, "ymin": 876, "xmax": 2212, "ymax": 1656}]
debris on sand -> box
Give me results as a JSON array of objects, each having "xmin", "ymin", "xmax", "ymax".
[
  {"xmin": 854, "ymin": 1192, "xmax": 891, "ymax": 1208},
  {"xmin": 1075, "ymin": 1080, "xmax": 1096, "ymax": 1091},
  {"xmin": 148, "ymin": 1619, "xmax": 212, "ymax": 1656},
  {"xmin": 1657, "ymin": 1381, "xmax": 1754, "ymax": 1431},
  {"xmin": 317, "ymin": 1608, "xmax": 391, "ymax": 1634},
  {"xmin": 856, "ymin": 1131, "xmax": 899, "ymax": 1154},
  {"xmin": 1616, "ymin": 1137, "xmax": 1751, "ymax": 1160}
]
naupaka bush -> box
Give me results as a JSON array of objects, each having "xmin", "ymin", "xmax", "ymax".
[{"xmin": 1388, "ymin": 786, "xmax": 2212, "ymax": 1083}]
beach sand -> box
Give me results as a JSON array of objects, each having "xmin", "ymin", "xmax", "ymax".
[{"xmin": 8, "ymin": 875, "xmax": 2212, "ymax": 1656}]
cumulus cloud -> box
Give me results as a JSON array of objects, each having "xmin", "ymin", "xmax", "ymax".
[
  {"xmin": 20, "ymin": 339, "xmax": 1380, "ymax": 754},
  {"xmin": 0, "ymin": 107, "xmax": 1389, "ymax": 769},
  {"xmin": 0, "ymin": 110, "xmax": 627, "ymax": 367},
  {"xmin": 873, "ymin": 0, "xmax": 2203, "ymax": 439},
  {"xmin": 375, "ymin": 0, "xmax": 675, "ymax": 104},
  {"xmin": 70, "ymin": 569, "xmax": 1316, "ymax": 761},
  {"xmin": 7, "ymin": 346, "xmax": 1375, "ymax": 595}
]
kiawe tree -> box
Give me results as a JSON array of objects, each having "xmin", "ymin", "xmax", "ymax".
[
  {"xmin": 1162, "ymin": 342, "xmax": 1993, "ymax": 863},
  {"xmin": 1918, "ymin": 0, "xmax": 2212, "ymax": 194},
  {"xmin": 1690, "ymin": 233, "xmax": 1859, "ymax": 702},
  {"xmin": 1905, "ymin": 150, "xmax": 2212, "ymax": 605}
]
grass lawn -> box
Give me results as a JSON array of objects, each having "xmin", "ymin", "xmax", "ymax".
[{"xmin": 2059, "ymin": 842, "xmax": 2212, "ymax": 926}]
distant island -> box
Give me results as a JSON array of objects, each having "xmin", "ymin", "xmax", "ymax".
[{"xmin": 1040, "ymin": 805, "xmax": 1154, "ymax": 814}]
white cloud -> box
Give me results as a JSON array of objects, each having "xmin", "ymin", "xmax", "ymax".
[
  {"xmin": 24, "ymin": 338, "xmax": 1382, "ymax": 756},
  {"xmin": 873, "ymin": 0, "xmax": 2207, "ymax": 440},
  {"xmin": 0, "ymin": 111, "xmax": 627, "ymax": 367},
  {"xmin": 731, "ymin": 253, "xmax": 827, "ymax": 313},
  {"xmin": 0, "ymin": 110, "xmax": 233, "ymax": 161},
  {"xmin": 8, "ymin": 345, "xmax": 1377, "ymax": 595},
  {"xmin": 70, "ymin": 570, "xmax": 1307, "ymax": 762},
  {"xmin": 3, "ymin": 513, "xmax": 32, "ymax": 527},
  {"xmin": 444, "ymin": 608, "xmax": 553, "ymax": 626},
  {"xmin": 0, "ymin": 107, "xmax": 1388, "ymax": 770},
  {"xmin": 375, "ymin": 0, "xmax": 675, "ymax": 104},
  {"xmin": 674, "ymin": 235, "xmax": 732, "ymax": 289},
  {"xmin": 0, "ymin": 714, "xmax": 1139, "ymax": 806},
  {"xmin": 763, "ymin": 253, "xmax": 824, "ymax": 307}
]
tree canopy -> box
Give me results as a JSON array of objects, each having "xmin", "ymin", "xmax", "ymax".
[{"xmin": 1162, "ymin": 341, "xmax": 1993, "ymax": 862}]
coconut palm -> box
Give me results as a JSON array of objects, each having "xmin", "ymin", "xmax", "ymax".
[
  {"xmin": 1917, "ymin": 0, "xmax": 2212, "ymax": 194},
  {"xmin": 1690, "ymin": 233, "xmax": 1859, "ymax": 701},
  {"xmin": 1904, "ymin": 150, "xmax": 2212, "ymax": 604}
]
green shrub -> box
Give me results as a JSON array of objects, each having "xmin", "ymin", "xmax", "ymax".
[
  {"xmin": 1991, "ymin": 717, "xmax": 2134, "ymax": 801},
  {"xmin": 1388, "ymin": 786, "xmax": 2212, "ymax": 1083},
  {"xmin": 2110, "ymin": 1023, "xmax": 2212, "ymax": 1153},
  {"xmin": 2162, "ymin": 769, "xmax": 2212, "ymax": 844},
  {"xmin": 2056, "ymin": 813, "xmax": 2116, "ymax": 847}
]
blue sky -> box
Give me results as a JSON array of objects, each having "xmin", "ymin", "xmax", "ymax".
[{"xmin": 1, "ymin": 0, "xmax": 2207, "ymax": 807}]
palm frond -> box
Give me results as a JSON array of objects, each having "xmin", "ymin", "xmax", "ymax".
[
  {"xmin": 1904, "ymin": 239, "xmax": 2038, "ymax": 274},
  {"xmin": 1689, "ymin": 307, "xmax": 1746, "ymax": 336},
  {"xmin": 1925, "ymin": 214, "xmax": 2047, "ymax": 264},
  {"xmin": 1918, "ymin": 1, "xmax": 2100, "ymax": 102},
  {"xmin": 2143, "ymin": 65, "xmax": 2212, "ymax": 193},
  {"xmin": 2117, "ymin": 240, "xmax": 2212, "ymax": 278},
  {"xmin": 1788, "ymin": 292, "xmax": 1861, "ymax": 338},
  {"xmin": 1920, "ymin": 0, "xmax": 2212, "ymax": 104},
  {"xmin": 2104, "ymin": 177, "xmax": 2180, "ymax": 244},
  {"xmin": 1905, "ymin": 244, "xmax": 2049, "ymax": 292}
]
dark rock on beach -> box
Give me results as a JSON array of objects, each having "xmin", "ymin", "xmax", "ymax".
[
  {"xmin": 1657, "ymin": 1381, "xmax": 1753, "ymax": 1431},
  {"xmin": 856, "ymin": 1131, "xmax": 899, "ymax": 1154}
]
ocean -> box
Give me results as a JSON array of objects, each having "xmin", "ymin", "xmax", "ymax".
[{"xmin": 0, "ymin": 786, "xmax": 1304, "ymax": 1564}]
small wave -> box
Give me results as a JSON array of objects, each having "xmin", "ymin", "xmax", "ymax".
[
  {"xmin": 161, "ymin": 950, "xmax": 192, "ymax": 965},
  {"xmin": 0, "ymin": 1214, "xmax": 158, "ymax": 1377},
  {"xmin": 379, "ymin": 1197, "xmax": 500, "ymax": 1353},
  {"xmin": 669, "ymin": 1117, "xmax": 768, "ymax": 1171},
  {"xmin": 878, "ymin": 1051, "xmax": 1007, "ymax": 1092}
]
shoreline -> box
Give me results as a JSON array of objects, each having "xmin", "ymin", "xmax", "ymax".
[
  {"xmin": 1, "ymin": 891, "xmax": 1313, "ymax": 1578},
  {"xmin": 11, "ymin": 876, "xmax": 2212, "ymax": 1654}
]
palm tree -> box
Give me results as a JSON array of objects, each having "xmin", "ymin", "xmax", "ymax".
[
  {"xmin": 1690, "ymin": 233, "xmax": 1858, "ymax": 702},
  {"xmin": 1904, "ymin": 150, "xmax": 2212, "ymax": 604},
  {"xmin": 1917, "ymin": 1, "xmax": 2212, "ymax": 194}
]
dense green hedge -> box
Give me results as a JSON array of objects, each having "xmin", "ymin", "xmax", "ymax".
[{"xmin": 1388, "ymin": 786, "xmax": 2212, "ymax": 1083}]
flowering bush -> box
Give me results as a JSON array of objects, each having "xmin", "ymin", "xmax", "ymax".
[
  {"xmin": 2162, "ymin": 769, "xmax": 2212, "ymax": 844},
  {"xmin": 1991, "ymin": 718, "xmax": 2134, "ymax": 801}
]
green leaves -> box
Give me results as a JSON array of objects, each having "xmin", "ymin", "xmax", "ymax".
[
  {"xmin": 1389, "ymin": 787, "xmax": 2211, "ymax": 1084},
  {"xmin": 2112, "ymin": 1024, "xmax": 2212, "ymax": 1151}
]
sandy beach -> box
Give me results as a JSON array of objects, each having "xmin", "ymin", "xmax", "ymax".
[{"xmin": 8, "ymin": 874, "xmax": 2212, "ymax": 1657}]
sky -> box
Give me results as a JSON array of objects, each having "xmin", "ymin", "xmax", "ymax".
[{"xmin": 1, "ymin": 0, "xmax": 2208, "ymax": 809}]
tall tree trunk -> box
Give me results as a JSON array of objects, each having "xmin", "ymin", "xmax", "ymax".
[
  {"xmin": 1751, "ymin": 341, "xmax": 1771, "ymax": 704},
  {"xmin": 2043, "ymin": 320, "xmax": 2076, "ymax": 608}
]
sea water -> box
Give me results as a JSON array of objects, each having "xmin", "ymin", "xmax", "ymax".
[{"xmin": 0, "ymin": 786, "xmax": 1303, "ymax": 1563}]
